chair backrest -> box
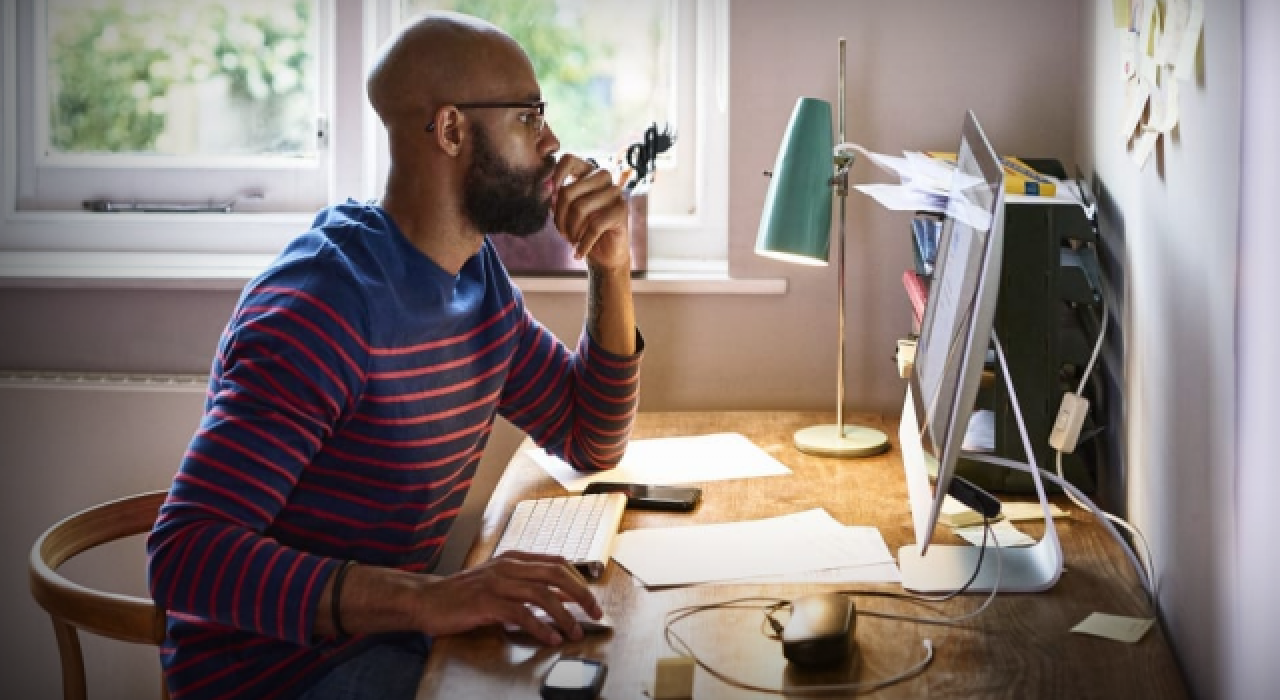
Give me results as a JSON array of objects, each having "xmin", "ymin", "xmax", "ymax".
[{"xmin": 29, "ymin": 490, "xmax": 170, "ymax": 700}]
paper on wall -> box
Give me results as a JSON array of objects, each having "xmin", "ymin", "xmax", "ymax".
[
  {"xmin": 1119, "ymin": 76, "xmax": 1151, "ymax": 143},
  {"xmin": 1131, "ymin": 129, "xmax": 1160, "ymax": 169},
  {"xmin": 1172, "ymin": 0, "xmax": 1205, "ymax": 82}
]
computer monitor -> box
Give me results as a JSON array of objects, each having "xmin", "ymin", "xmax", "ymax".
[{"xmin": 897, "ymin": 110, "xmax": 1063, "ymax": 593}]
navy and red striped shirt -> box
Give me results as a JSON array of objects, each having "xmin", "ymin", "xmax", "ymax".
[{"xmin": 146, "ymin": 202, "xmax": 642, "ymax": 700}]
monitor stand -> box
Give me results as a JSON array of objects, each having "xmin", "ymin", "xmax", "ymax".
[{"xmin": 899, "ymin": 333, "xmax": 1063, "ymax": 593}]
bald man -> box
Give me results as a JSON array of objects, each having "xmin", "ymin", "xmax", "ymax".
[{"xmin": 147, "ymin": 13, "xmax": 642, "ymax": 700}]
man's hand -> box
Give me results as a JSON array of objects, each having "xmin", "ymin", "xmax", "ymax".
[
  {"xmin": 412, "ymin": 551, "xmax": 601, "ymax": 646},
  {"xmin": 550, "ymin": 154, "xmax": 631, "ymax": 273}
]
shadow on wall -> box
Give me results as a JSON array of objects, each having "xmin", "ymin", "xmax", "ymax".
[{"xmin": 1090, "ymin": 174, "xmax": 1129, "ymax": 518}]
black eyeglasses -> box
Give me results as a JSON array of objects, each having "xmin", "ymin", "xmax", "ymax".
[{"xmin": 426, "ymin": 100, "xmax": 547, "ymax": 135}]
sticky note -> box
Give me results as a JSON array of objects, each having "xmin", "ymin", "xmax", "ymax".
[
  {"xmin": 1000, "ymin": 502, "xmax": 1067, "ymax": 522},
  {"xmin": 650, "ymin": 656, "xmax": 695, "ymax": 699},
  {"xmin": 1072, "ymin": 613, "xmax": 1155, "ymax": 643},
  {"xmin": 1113, "ymin": 0, "xmax": 1130, "ymax": 29}
]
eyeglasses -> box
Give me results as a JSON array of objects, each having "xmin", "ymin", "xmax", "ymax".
[{"xmin": 426, "ymin": 100, "xmax": 547, "ymax": 135}]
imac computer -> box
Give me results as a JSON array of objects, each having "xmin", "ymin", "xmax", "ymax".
[{"xmin": 897, "ymin": 110, "xmax": 1064, "ymax": 593}]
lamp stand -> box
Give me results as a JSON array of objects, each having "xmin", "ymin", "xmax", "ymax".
[{"xmin": 794, "ymin": 37, "xmax": 889, "ymax": 459}]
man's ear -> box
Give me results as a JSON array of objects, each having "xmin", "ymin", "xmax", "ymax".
[{"xmin": 431, "ymin": 107, "xmax": 465, "ymax": 157}]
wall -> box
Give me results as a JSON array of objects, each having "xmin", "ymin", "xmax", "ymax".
[
  {"xmin": 0, "ymin": 1, "xmax": 1083, "ymax": 698},
  {"xmin": 1231, "ymin": 0, "xmax": 1279, "ymax": 696},
  {"xmin": 1076, "ymin": 1, "xmax": 1242, "ymax": 698}
]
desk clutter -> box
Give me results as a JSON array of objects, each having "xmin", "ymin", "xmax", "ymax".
[{"xmin": 901, "ymin": 157, "xmax": 1107, "ymax": 496}]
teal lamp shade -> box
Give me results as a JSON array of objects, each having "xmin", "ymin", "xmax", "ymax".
[{"xmin": 755, "ymin": 97, "xmax": 835, "ymax": 265}]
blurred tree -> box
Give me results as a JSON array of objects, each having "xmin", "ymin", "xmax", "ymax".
[
  {"xmin": 412, "ymin": 0, "xmax": 614, "ymax": 150},
  {"xmin": 48, "ymin": 1, "xmax": 313, "ymax": 155}
]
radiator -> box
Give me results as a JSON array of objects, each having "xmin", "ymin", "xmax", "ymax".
[{"xmin": 1, "ymin": 371, "xmax": 211, "ymax": 700}]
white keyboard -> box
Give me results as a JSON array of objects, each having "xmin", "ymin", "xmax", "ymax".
[{"xmin": 492, "ymin": 492, "xmax": 628, "ymax": 579}]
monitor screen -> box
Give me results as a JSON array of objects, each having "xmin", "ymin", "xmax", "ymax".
[{"xmin": 901, "ymin": 111, "xmax": 1006, "ymax": 554}]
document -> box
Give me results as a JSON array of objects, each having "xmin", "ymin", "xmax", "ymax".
[
  {"xmin": 611, "ymin": 508, "xmax": 895, "ymax": 588},
  {"xmin": 527, "ymin": 432, "xmax": 791, "ymax": 492},
  {"xmin": 953, "ymin": 519, "xmax": 1036, "ymax": 547}
]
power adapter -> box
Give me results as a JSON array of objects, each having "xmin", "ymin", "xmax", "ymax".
[{"xmin": 1049, "ymin": 393, "xmax": 1089, "ymax": 453}]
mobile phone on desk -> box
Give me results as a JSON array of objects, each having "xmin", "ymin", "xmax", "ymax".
[{"xmin": 583, "ymin": 482, "xmax": 701, "ymax": 512}]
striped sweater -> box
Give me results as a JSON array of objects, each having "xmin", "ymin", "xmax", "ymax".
[{"xmin": 146, "ymin": 202, "xmax": 642, "ymax": 700}]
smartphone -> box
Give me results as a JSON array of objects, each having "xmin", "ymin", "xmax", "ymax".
[{"xmin": 583, "ymin": 482, "xmax": 701, "ymax": 512}]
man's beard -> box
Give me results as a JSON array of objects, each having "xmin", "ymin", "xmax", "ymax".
[{"xmin": 462, "ymin": 124, "xmax": 555, "ymax": 237}]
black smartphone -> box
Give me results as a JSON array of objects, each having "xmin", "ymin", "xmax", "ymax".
[{"xmin": 583, "ymin": 482, "xmax": 701, "ymax": 512}]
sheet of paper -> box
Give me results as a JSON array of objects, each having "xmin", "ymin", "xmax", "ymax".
[
  {"xmin": 1157, "ymin": 0, "xmax": 1190, "ymax": 65},
  {"xmin": 1120, "ymin": 76, "xmax": 1151, "ymax": 143},
  {"xmin": 612, "ymin": 509, "xmax": 893, "ymax": 588},
  {"xmin": 1071, "ymin": 612, "xmax": 1155, "ymax": 643},
  {"xmin": 528, "ymin": 432, "xmax": 791, "ymax": 492},
  {"xmin": 1001, "ymin": 501, "xmax": 1068, "ymax": 522},
  {"xmin": 1148, "ymin": 65, "xmax": 1180, "ymax": 134},
  {"xmin": 714, "ymin": 561, "xmax": 902, "ymax": 586},
  {"xmin": 845, "ymin": 143, "xmax": 911, "ymax": 180},
  {"xmin": 854, "ymin": 183, "xmax": 947, "ymax": 214},
  {"xmin": 953, "ymin": 519, "xmax": 1036, "ymax": 547},
  {"xmin": 1172, "ymin": 0, "xmax": 1204, "ymax": 82},
  {"xmin": 1131, "ymin": 129, "xmax": 1159, "ymax": 168},
  {"xmin": 1139, "ymin": 0, "xmax": 1160, "ymax": 58}
]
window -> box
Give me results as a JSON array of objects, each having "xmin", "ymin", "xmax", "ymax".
[
  {"xmin": 17, "ymin": 0, "xmax": 331, "ymax": 214},
  {"xmin": 394, "ymin": 0, "xmax": 726, "ymax": 263},
  {"xmin": 1, "ymin": 0, "xmax": 726, "ymax": 266}
]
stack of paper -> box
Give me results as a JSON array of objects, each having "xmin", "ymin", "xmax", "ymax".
[{"xmin": 610, "ymin": 508, "xmax": 899, "ymax": 588}]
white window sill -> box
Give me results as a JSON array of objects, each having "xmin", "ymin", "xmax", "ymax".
[{"xmin": 0, "ymin": 251, "xmax": 786, "ymax": 295}]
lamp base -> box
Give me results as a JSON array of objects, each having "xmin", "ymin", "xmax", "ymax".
[{"xmin": 794, "ymin": 424, "xmax": 890, "ymax": 458}]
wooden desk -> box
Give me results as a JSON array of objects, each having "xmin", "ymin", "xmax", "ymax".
[{"xmin": 416, "ymin": 412, "xmax": 1187, "ymax": 699}]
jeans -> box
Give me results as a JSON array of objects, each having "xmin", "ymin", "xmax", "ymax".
[{"xmin": 299, "ymin": 635, "xmax": 431, "ymax": 700}]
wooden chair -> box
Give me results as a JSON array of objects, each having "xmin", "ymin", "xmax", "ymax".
[{"xmin": 29, "ymin": 490, "xmax": 170, "ymax": 700}]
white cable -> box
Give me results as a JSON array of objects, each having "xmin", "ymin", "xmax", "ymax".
[
  {"xmin": 966, "ymin": 452, "xmax": 1154, "ymax": 600},
  {"xmin": 660, "ymin": 521, "xmax": 1002, "ymax": 696},
  {"xmin": 1053, "ymin": 281, "xmax": 1160, "ymax": 599}
]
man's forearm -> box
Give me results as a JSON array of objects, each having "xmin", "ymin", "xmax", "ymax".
[
  {"xmin": 314, "ymin": 563, "xmax": 430, "ymax": 638},
  {"xmin": 586, "ymin": 265, "xmax": 636, "ymax": 356}
]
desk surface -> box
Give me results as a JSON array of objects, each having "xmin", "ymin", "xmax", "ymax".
[{"xmin": 416, "ymin": 411, "xmax": 1187, "ymax": 699}]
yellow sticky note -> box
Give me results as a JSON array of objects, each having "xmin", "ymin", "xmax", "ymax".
[
  {"xmin": 1071, "ymin": 613, "xmax": 1155, "ymax": 643},
  {"xmin": 1000, "ymin": 502, "xmax": 1067, "ymax": 522},
  {"xmin": 1113, "ymin": 0, "xmax": 1131, "ymax": 28}
]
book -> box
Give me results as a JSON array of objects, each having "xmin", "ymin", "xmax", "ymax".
[
  {"xmin": 926, "ymin": 152, "xmax": 1059, "ymax": 197},
  {"xmin": 911, "ymin": 215, "xmax": 941, "ymax": 276},
  {"xmin": 902, "ymin": 269, "xmax": 929, "ymax": 329}
]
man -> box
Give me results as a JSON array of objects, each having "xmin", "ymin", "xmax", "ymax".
[{"xmin": 147, "ymin": 12, "xmax": 642, "ymax": 700}]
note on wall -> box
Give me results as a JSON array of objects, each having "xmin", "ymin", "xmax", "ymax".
[
  {"xmin": 1172, "ymin": 0, "xmax": 1205, "ymax": 82},
  {"xmin": 1119, "ymin": 0, "xmax": 1204, "ymax": 170},
  {"xmin": 1113, "ymin": 0, "xmax": 1131, "ymax": 29}
]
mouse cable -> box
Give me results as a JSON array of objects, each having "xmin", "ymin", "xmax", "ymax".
[
  {"xmin": 836, "ymin": 517, "xmax": 1005, "ymax": 628},
  {"xmin": 659, "ymin": 520, "xmax": 1000, "ymax": 696},
  {"xmin": 663, "ymin": 599, "xmax": 934, "ymax": 697}
]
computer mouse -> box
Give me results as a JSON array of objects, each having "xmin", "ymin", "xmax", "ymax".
[{"xmin": 781, "ymin": 593, "xmax": 857, "ymax": 668}]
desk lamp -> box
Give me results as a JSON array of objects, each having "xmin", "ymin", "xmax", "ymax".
[{"xmin": 755, "ymin": 38, "xmax": 889, "ymax": 458}]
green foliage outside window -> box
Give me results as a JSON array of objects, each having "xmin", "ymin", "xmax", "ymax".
[
  {"xmin": 48, "ymin": 1, "xmax": 314, "ymax": 155},
  {"xmin": 408, "ymin": 0, "xmax": 615, "ymax": 152}
]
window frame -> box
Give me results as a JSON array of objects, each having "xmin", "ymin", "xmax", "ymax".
[{"xmin": 0, "ymin": 0, "xmax": 727, "ymax": 268}]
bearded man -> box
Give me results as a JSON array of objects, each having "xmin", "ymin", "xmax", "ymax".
[{"xmin": 147, "ymin": 11, "xmax": 641, "ymax": 700}]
